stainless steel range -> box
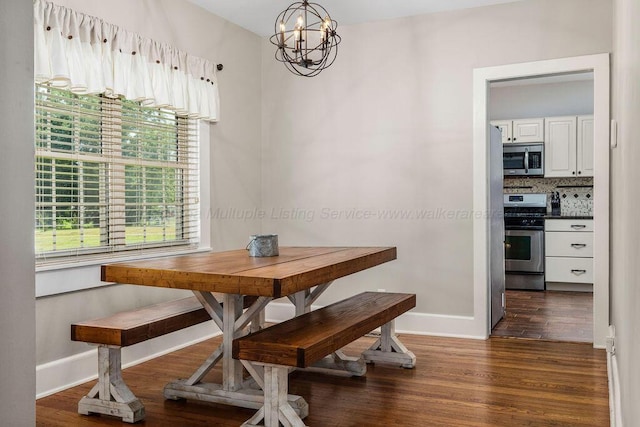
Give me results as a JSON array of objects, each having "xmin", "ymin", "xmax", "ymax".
[{"xmin": 504, "ymin": 193, "xmax": 547, "ymax": 291}]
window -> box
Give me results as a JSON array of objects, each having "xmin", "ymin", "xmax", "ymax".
[{"xmin": 35, "ymin": 84, "xmax": 199, "ymax": 262}]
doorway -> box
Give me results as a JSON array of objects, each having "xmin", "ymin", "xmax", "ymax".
[
  {"xmin": 490, "ymin": 73, "xmax": 596, "ymax": 343},
  {"xmin": 471, "ymin": 53, "xmax": 610, "ymax": 348}
]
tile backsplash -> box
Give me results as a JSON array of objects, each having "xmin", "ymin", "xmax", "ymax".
[{"xmin": 503, "ymin": 176, "xmax": 594, "ymax": 216}]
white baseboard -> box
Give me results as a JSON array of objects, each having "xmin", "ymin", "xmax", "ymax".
[
  {"xmin": 545, "ymin": 282, "xmax": 593, "ymax": 292},
  {"xmin": 264, "ymin": 302, "xmax": 486, "ymax": 340},
  {"xmin": 37, "ymin": 305, "xmax": 485, "ymax": 399},
  {"xmin": 36, "ymin": 321, "xmax": 221, "ymax": 399},
  {"xmin": 607, "ymin": 326, "xmax": 622, "ymax": 427},
  {"xmin": 609, "ymin": 352, "xmax": 622, "ymax": 427}
]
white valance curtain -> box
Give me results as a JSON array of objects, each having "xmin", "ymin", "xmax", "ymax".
[{"xmin": 34, "ymin": 0, "xmax": 220, "ymax": 121}]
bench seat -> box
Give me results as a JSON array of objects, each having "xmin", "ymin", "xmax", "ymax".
[
  {"xmin": 233, "ymin": 291, "xmax": 416, "ymax": 427},
  {"xmin": 72, "ymin": 296, "xmax": 212, "ymax": 347},
  {"xmin": 233, "ymin": 291, "xmax": 415, "ymax": 368}
]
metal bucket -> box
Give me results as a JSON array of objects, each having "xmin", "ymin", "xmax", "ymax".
[{"xmin": 247, "ymin": 234, "xmax": 279, "ymax": 257}]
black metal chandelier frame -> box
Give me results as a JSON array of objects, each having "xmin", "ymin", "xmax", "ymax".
[{"xmin": 270, "ymin": 1, "xmax": 341, "ymax": 77}]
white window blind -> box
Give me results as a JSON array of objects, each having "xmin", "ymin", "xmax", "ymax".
[{"xmin": 35, "ymin": 84, "xmax": 199, "ymax": 263}]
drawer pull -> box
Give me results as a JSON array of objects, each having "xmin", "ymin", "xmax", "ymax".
[
  {"xmin": 571, "ymin": 243, "xmax": 587, "ymax": 248},
  {"xmin": 570, "ymin": 224, "xmax": 587, "ymax": 229},
  {"xmin": 571, "ymin": 269, "xmax": 587, "ymax": 274}
]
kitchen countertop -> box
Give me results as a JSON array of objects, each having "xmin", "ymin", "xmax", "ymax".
[{"xmin": 544, "ymin": 215, "xmax": 594, "ymax": 220}]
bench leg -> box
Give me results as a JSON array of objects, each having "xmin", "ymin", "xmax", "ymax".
[
  {"xmin": 243, "ymin": 364, "xmax": 307, "ymax": 427},
  {"xmin": 362, "ymin": 320, "xmax": 416, "ymax": 368},
  {"xmin": 78, "ymin": 346, "xmax": 145, "ymax": 423},
  {"xmin": 307, "ymin": 350, "xmax": 367, "ymax": 376}
]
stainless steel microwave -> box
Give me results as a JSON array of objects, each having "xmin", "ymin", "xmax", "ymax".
[{"xmin": 503, "ymin": 143, "xmax": 544, "ymax": 176}]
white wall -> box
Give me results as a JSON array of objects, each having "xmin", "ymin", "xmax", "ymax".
[
  {"xmin": 490, "ymin": 80, "xmax": 594, "ymax": 119},
  {"xmin": 36, "ymin": 0, "xmax": 262, "ymax": 367},
  {"xmin": 0, "ymin": 0, "xmax": 36, "ymax": 424},
  {"xmin": 611, "ymin": 0, "xmax": 640, "ymax": 423},
  {"xmin": 260, "ymin": 0, "xmax": 612, "ymax": 322}
]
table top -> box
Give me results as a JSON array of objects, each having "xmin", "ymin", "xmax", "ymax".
[{"xmin": 101, "ymin": 246, "xmax": 396, "ymax": 298}]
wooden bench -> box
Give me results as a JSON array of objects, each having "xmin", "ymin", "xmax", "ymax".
[
  {"xmin": 71, "ymin": 295, "xmax": 258, "ymax": 423},
  {"xmin": 232, "ymin": 291, "xmax": 416, "ymax": 427}
]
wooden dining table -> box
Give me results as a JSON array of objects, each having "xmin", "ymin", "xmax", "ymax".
[{"xmin": 101, "ymin": 246, "xmax": 397, "ymax": 415}]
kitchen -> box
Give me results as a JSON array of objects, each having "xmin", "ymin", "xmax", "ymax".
[{"xmin": 489, "ymin": 74, "xmax": 596, "ymax": 342}]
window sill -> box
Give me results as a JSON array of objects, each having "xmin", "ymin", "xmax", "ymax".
[
  {"xmin": 35, "ymin": 246, "xmax": 212, "ymax": 298},
  {"xmin": 36, "ymin": 246, "xmax": 212, "ymax": 273}
]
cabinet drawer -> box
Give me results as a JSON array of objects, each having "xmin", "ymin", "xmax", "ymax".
[
  {"xmin": 545, "ymin": 257, "xmax": 593, "ymax": 283},
  {"xmin": 545, "ymin": 219, "xmax": 593, "ymax": 232},
  {"xmin": 545, "ymin": 232, "xmax": 593, "ymax": 257}
]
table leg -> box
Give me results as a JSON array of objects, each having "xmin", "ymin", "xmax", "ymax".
[
  {"xmin": 288, "ymin": 281, "xmax": 333, "ymax": 316},
  {"xmin": 250, "ymin": 309, "xmax": 265, "ymax": 333},
  {"xmin": 292, "ymin": 290, "xmax": 310, "ymax": 316},
  {"xmin": 289, "ymin": 282, "xmax": 367, "ymax": 376},
  {"xmin": 223, "ymin": 294, "xmax": 243, "ymax": 391},
  {"xmin": 163, "ymin": 292, "xmax": 309, "ymax": 417}
]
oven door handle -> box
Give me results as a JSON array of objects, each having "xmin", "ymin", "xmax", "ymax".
[
  {"xmin": 524, "ymin": 148, "xmax": 529, "ymax": 174},
  {"xmin": 505, "ymin": 226, "xmax": 545, "ymax": 231}
]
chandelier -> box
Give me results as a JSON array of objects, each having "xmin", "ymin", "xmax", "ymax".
[{"xmin": 270, "ymin": 1, "xmax": 341, "ymax": 77}]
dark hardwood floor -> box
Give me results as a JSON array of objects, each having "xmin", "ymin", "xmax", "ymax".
[
  {"xmin": 492, "ymin": 290, "xmax": 593, "ymax": 342},
  {"xmin": 36, "ymin": 334, "xmax": 608, "ymax": 426}
]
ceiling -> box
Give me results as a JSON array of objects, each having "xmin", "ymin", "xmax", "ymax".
[{"xmin": 187, "ymin": 0, "xmax": 525, "ymax": 37}]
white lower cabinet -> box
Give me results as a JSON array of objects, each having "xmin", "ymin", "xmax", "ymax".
[
  {"xmin": 545, "ymin": 257, "xmax": 593, "ymax": 284},
  {"xmin": 545, "ymin": 231, "xmax": 593, "ymax": 257},
  {"xmin": 545, "ymin": 219, "xmax": 593, "ymax": 291}
]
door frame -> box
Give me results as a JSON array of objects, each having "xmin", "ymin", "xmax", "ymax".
[{"xmin": 472, "ymin": 53, "xmax": 610, "ymax": 348}]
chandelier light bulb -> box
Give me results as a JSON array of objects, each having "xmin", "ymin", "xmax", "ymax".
[{"xmin": 279, "ymin": 21, "xmax": 286, "ymax": 46}]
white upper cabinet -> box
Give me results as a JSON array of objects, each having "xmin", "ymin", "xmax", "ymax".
[
  {"xmin": 512, "ymin": 119, "xmax": 544, "ymax": 143},
  {"xmin": 545, "ymin": 116, "xmax": 577, "ymax": 177},
  {"xmin": 491, "ymin": 120, "xmax": 512, "ymax": 144},
  {"xmin": 490, "ymin": 118, "xmax": 544, "ymax": 144},
  {"xmin": 577, "ymin": 116, "xmax": 594, "ymax": 177},
  {"xmin": 544, "ymin": 115, "xmax": 593, "ymax": 177}
]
